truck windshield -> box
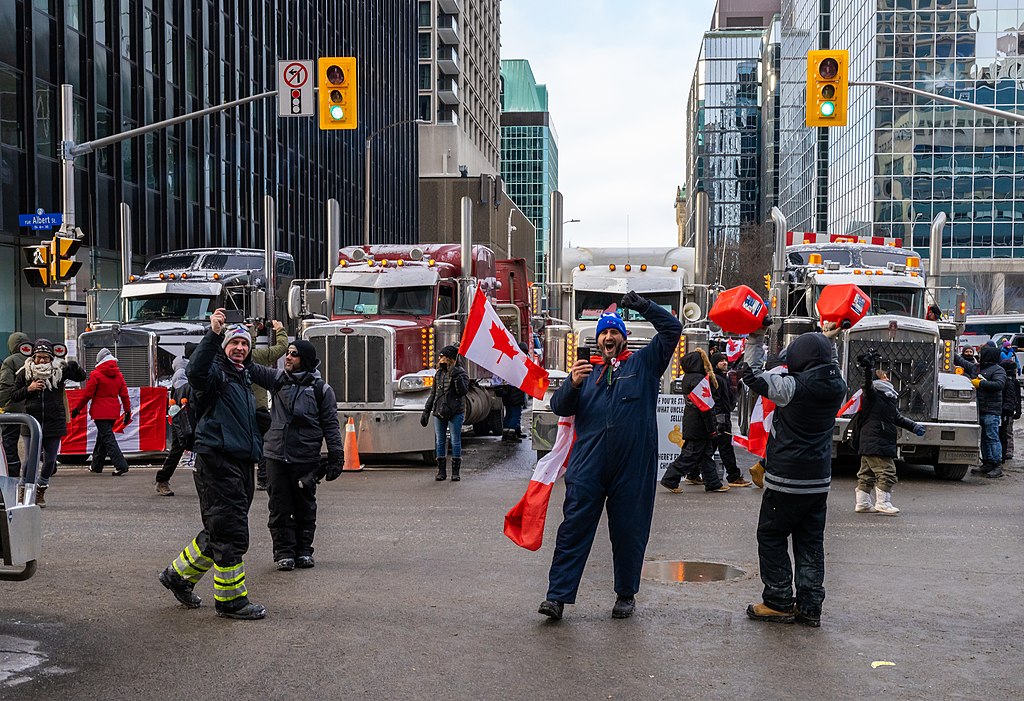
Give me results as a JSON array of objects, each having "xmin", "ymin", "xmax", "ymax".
[
  {"xmin": 334, "ymin": 286, "xmax": 434, "ymax": 316},
  {"xmin": 126, "ymin": 295, "xmax": 215, "ymax": 321},
  {"xmin": 867, "ymin": 288, "xmax": 923, "ymax": 316},
  {"xmin": 575, "ymin": 291, "xmax": 680, "ymax": 322}
]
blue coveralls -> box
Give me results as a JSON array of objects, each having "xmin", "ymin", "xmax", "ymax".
[{"xmin": 546, "ymin": 303, "xmax": 681, "ymax": 603}]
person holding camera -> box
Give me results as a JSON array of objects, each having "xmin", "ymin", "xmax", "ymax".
[
  {"xmin": 263, "ymin": 340, "xmax": 343, "ymax": 571},
  {"xmin": 537, "ymin": 292, "xmax": 681, "ymax": 621},
  {"xmin": 851, "ymin": 354, "xmax": 926, "ymax": 516},
  {"xmin": 421, "ymin": 345, "xmax": 469, "ymax": 481}
]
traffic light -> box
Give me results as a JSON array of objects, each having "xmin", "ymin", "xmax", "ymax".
[
  {"xmin": 806, "ymin": 50, "xmax": 849, "ymax": 127},
  {"xmin": 763, "ymin": 274, "xmax": 772, "ymax": 292},
  {"xmin": 318, "ymin": 57, "xmax": 357, "ymax": 130},
  {"xmin": 23, "ymin": 242, "xmax": 51, "ymax": 288},
  {"xmin": 51, "ymin": 236, "xmax": 82, "ymax": 282}
]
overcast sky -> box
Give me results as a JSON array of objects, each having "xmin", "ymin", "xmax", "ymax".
[{"xmin": 500, "ymin": 0, "xmax": 718, "ymax": 249}]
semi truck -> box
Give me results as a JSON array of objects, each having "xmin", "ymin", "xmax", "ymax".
[
  {"xmin": 530, "ymin": 246, "xmax": 707, "ymax": 458},
  {"xmin": 288, "ymin": 243, "xmax": 532, "ymax": 463}
]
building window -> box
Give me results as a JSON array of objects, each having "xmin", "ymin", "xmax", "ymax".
[
  {"xmin": 418, "ymin": 1, "xmax": 431, "ymax": 28},
  {"xmin": 418, "ymin": 95, "xmax": 431, "ymax": 122},
  {"xmin": 418, "ymin": 32, "xmax": 431, "ymax": 59},
  {"xmin": 418, "ymin": 63, "xmax": 431, "ymax": 90}
]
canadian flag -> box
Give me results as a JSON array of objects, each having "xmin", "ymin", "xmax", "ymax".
[
  {"xmin": 726, "ymin": 338, "xmax": 745, "ymax": 363},
  {"xmin": 61, "ymin": 386, "xmax": 169, "ymax": 455},
  {"xmin": 504, "ymin": 417, "xmax": 575, "ymax": 550},
  {"xmin": 837, "ymin": 388, "xmax": 864, "ymax": 417},
  {"xmin": 458, "ymin": 287, "xmax": 549, "ymax": 400},
  {"xmin": 689, "ymin": 375, "xmax": 716, "ymax": 413},
  {"xmin": 733, "ymin": 366, "xmax": 784, "ymax": 459}
]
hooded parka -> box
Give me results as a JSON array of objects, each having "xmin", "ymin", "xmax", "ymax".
[
  {"xmin": 976, "ymin": 346, "xmax": 1006, "ymax": 417},
  {"xmin": 853, "ymin": 377, "xmax": 919, "ymax": 458},
  {"xmin": 72, "ymin": 356, "xmax": 130, "ymax": 420}
]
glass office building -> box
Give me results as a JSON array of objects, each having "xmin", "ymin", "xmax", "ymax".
[
  {"xmin": 0, "ymin": 1, "xmax": 417, "ymax": 337},
  {"xmin": 500, "ymin": 59, "xmax": 558, "ymax": 287}
]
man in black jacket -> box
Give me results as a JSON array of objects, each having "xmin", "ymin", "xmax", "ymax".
[
  {"xmin": 709, "ymin": 352, "xmax": 752, "ymax": 487},
  {"xmin": 739, "ymin": 325, "xmax": 847, "ymax": 627},
  {"xmin": 954, "ymin": 346, "xmax": 978, "ymax": 378},
  {"xmin": 852, "ymin": 363, "xmax": 925, "ymax": 515},
  {"xmin": 159, "ymin": 308, "xmax": 279, "ymax": 621},
  {"xmin": 998, "ymin": 357, "xmax": 1020, "ymax": 464},
  {"xmin": 972, "ymin": 345, "xmax": 1006, "ymax": 478}
]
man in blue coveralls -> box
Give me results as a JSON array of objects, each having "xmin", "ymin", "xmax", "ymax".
[{"xmin": 538, "ymin": 291, "xmax": 682, "ymax": 621}]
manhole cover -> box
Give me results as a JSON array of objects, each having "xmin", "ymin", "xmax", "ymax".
[{"xmin": 642, "ymin": 560, "xmax": 745, "ymax": 583}]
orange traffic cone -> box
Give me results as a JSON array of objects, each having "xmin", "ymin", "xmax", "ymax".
[{"xmin": 343, "ymin": 417, "xmax": 363, "ymax": 472}]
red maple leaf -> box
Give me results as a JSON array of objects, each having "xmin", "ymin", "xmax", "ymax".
[
  {"xmin": 488, "ymin": 322, "xmax": 518, "ymax": 364},
  {"xmin": 700, "ymin": 385, "xmax": 711, "ymax": 399}
]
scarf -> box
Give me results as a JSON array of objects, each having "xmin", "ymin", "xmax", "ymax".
[
  {"xmin": 24, "ymin": 359, "xmax": 64, "ymax": 391},
  {"xmin": 590, "ymin": 349, "xmax": 633, "ymax": 386}
]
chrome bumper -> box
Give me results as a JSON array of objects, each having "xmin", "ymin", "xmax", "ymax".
[
  {"xmin": 339, "ymin": 409, "xmax": 434, "ymax": 456},
  {"xmin": 531, "ymin": 409, "xmax": 557, "ymax": 452}
]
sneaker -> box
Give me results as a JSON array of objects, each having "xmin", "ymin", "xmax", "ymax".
[
  {"xmin": 682, "ymin": 477, "xmax": 703, "ymax": 486},
  {"xmin": 728, "ymin": 478, "xmax": 753, "ymax": 487},
  {"xmin": 983, "ymin": 467, "xmax": 1004, "ymax": 478},
  {"xmin": 749, "ymin": 462, "xmax": 765, "ymax": 488},
  {"xmin": 112, "ymin": 467, "xmax": 129, "ymax": 476},
  {"xmin": 156, "ymin": 481, "xmax": 174, "ymax": 496},
  {"xmin": 296, "ymin": 555, "xmax": 315, "ymax": 569},
  {"xmin": 660, "ymin": 480, "xmax": 682, "ymax": 493},
  {"xmin": 538, "ymin": 599, "xmax": 564, "ymax": 620},
  {"xmin": 275, "ymin": 558, "xmax": 295, "ymax": 571},
  {"xmin": 159, "ymin": 567, "xmax": 202, "ymax": 609},
  {"xmin": 707, "ymin": 484, "xmax": 730, "ymax": 492},
  {"xmin": 611, "ymin": 596, "xmax": 636, "ymax": 619},
  {"xmin": 971, "ymin": 466, "xmax": 992, "ymax": 475},
  {"xmin": 215, "ymin": 601, "xmax": 266, "ymax": 620},
  {"xmin": 746, "ymin": 602, "xmax": 795, "ymax": 624},
  {"xmin": 795, "ymin": 609, "xmax": 821, "ymax": 627}
]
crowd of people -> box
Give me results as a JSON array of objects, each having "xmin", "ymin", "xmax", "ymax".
[{"xmin": 955, "ymin": 339, "xmax": 1021, "ymax": 479}]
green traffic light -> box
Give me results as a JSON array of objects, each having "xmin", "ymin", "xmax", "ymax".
[
  {"xmin": 819, "ymin": 101, "xmax": 836, "ymax": 117},
  {"xmin": 330, "ymin": 105, "xmax": 344, "ymax": 120}
]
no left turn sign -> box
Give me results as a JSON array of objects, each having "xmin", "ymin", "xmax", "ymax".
[{"xmin": 278, "ymin": 60, "xmax": 314, "ymax": 117}]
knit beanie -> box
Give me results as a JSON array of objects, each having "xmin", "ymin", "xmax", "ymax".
[
  {"xmin": 595, "ymin": 311, "xmax": 627, "ymax": 338},
  {"xmin": 97, "ymin": 348, "xmax": 116, "ymax": 364},
  {"xmin": 710, "ymin": 352, "xmax": 727, "ymax": 367},
  {"xmin": 289, "ymin": 340, "xmax": 319, "ymax": 371},
  {"xmin": 221, "ymin": 324, "xmax": 252, "ymax": 350},
  {"xmin": 439, "ymin": 345, "xmax": 459, "ymax": 360},
  {"xmin": 32, "ymin": 338, "xmax": 55, "ymax": 359}
]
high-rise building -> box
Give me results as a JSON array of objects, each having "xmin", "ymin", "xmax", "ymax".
[
  {"xmin": 500, "ymin": 59, "xmax": 558, "ymax": 288},
  {"xmin": 416, "ymin": 0, "xmax": 501, "ymax": 177},
  {"xmin": 0, "ymin": 1, "xmax": 418, "ymax": 338},
  {"xmin": 778, "ymin": 0, "xmax": 1024, "ymax": 312}
]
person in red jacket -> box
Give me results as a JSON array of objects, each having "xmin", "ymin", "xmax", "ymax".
[{"xmin": 71, "ymin": 348, "xmax": 132, "ymax": 475}]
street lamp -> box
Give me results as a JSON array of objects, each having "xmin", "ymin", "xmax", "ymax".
[
  {"xmin": 563, "ymin": 218, "xmax": 581, "ymax": 247},
  {"xmin": 364, "ymin": 118, "xmax": 427, "ymax": 246}
]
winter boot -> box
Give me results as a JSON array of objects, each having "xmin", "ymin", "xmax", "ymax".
[
  {"xmin": 159, "ymin": 566, "xmax": 202, "ymax": 608},
  {"xmin": 450, "ymin": 457, "xmax": 461, "ymax": 482},
  {"xmin": 156, "ymin": 480, "xmax": 174, "ymax": 496},
  {"xmin": 215, "ymin": 599, "xmax": 266, "ymax": 620},
  {"xmin": 501, "ymin": 429, "xmax": 513, "ymax": 442},
  {"xmin": 36, "ymin": 486, "xmax": 47, "ymax": 509},
  {"xmin": 855, "ymin": 488, "xmax": 876, "ymax": 513},
  {"xmin": 873, "ymin": 487, "xmax": 899, "ymax": 515},
  {"xmin": 435, "ymin": 456, "xmax": 447, "ymax": 481}
]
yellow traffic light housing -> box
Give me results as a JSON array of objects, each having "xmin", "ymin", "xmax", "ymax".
[
  {"xmin": 806, "ymin": 50, "xmax": 849, "ymax": 127},
  {"xmin": 51, "ymin": 236, "xmax": 82, "ymax": 281},
  {"xmin": 318, "ymin": 57, "xmax": 357, "ymax": 130},
  {"xmin": 23, "ymin": 242, "xmax": 52, "ymax": 288}
]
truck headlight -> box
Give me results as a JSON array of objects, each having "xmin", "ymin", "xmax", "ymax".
[
  {"xmin": 941, "ymin": 388, "xmax": 974, "ymax": 401},
  {"xmin": 397, "ymin": 374, "xmax": 434, "ymax": 393}
]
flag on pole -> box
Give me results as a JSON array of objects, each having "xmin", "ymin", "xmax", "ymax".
[
  {"xmin": 504, "ymin": 417, "xmax": 575, "ymax": 551},
  {"xmin": 458, "ymin": 287, "xmax": 550, "ymax": 400},
  {"xmin": 688, "ymin": 375, "xmax": 716, "ymax": 413},
  {"xmin": 837, "ymin": 388, "xmax": 864, "ymax": 417},
  {"xmin": 732, "ymin": 366, "xmax": 785, "ymax": 459},
  {"xmin": 61, "ymin": 387, "xmax": 169, "ymax": 454}
]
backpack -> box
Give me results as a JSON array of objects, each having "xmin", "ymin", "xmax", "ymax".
[{"xmin": 170, "ymin": 381, "xmax": 198, "ymax": 450}]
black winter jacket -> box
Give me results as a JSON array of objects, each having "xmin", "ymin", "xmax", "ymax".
[
  {"xmin": 264, "ymin": 370, "xmax": 343, "ymax": 465},
  {"xmin": 976, "ymin": 347, "xmax": 1006, "ymax": 417},
  {"xmin": 999, "ymin": 359, "xmax": 1021, "ymax": 417},
  {"xmin": 854, "ymin": 377, "xmax": 919, "ymax": 458},
  {"xmin": 12, "ymin": 359, "xmax": 87, "ymax": 438},
  {"xmin": 712, "ymin": 368, "xmax": 735, "ymax": 416},
  {"xmin": 678, "ymin": 352, "xmax": 715, "ymax": 440},
  {"xmin": 425, "ymin": 360, "xmax": 469, "ymax": 419},
  {"xmin": 187, "ymin": 330, "xmax": 277, "ymax": 462}
]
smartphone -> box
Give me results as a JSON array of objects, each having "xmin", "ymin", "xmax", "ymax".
[
  {"xmin": 223, "ymin": 309, "xmax": 245, "ymax": 324},
  {"xmin": 577, "ymin": 346, "xmax": 591, "ymax": 363}
]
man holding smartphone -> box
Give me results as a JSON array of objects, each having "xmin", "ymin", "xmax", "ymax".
[{"xmin": 538, "ymin": 291, "xmax": 681, "ymax": 621}]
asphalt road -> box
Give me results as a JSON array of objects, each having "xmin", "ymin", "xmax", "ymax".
[{"xmin": 2, "ymin": 426, "xmax": 1022, "ymax": 700}]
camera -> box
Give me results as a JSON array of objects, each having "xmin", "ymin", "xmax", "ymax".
[{"xmin": 856, "ymin": 349, "xmax": 882, "ymax": 369}]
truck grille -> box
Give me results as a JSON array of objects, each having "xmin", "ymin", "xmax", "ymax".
[
  {"xmin": 311, "ymin": 334, "xmax": 387, "ymax": 404},
  {"xmin": 80, "ymin": 335, "xmax": 153, "ymax": 387},
  {"xmin": 847, "ymin": 339, "xmax": 935, "ymax": 421}
]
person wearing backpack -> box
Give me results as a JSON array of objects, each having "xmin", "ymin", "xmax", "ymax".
[
  {"xmin": 262, "ymin": 340, "xmax": 343, "ymax": 571},
  {"xmin": 154, "ymin": 343, "xmax": 198, "ymax": 496},
  {"xmin": 420, "ymin": 345, "xmax": 469, "ymax": 481}
]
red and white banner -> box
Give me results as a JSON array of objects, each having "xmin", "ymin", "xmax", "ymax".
[
  {"xmin": 837, "ymin": 388, "xmax": 864, "ymax": 417},
  {"xmin": 504, "ymin": 417, "xmax": 575, "ymax": 551},
  {"xmin": 726, "ymin": 338, "xmax": 745, "ymax": 363},
  {"xmin": 732, "ymin": 366, "xmax": 784, "ymax": 459},
  {"xmin": 689, "ymin": 376, "xmax": 715, "ymax": 413},
  {"xmin": 459, "ymin": 287, "xmax": 549, "ymax": 400},
  {"xmin": 786, "ymin": 231, "xmax": 903, "ymax": 248},
  {"xmin": 61, "ymin": 386, "xmax": 169, "ymax": 454}
]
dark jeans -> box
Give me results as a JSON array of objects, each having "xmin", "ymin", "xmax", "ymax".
[
  {"xmin": 756, "ymin": 489, "xmax": 828, "ymax": 617},
  {"xmin": 662, "ymin": 436, "xmax": 723, "ymax": 490},
  {"xmin": 980, "ymin": 413, "xmax": 1002, "ymax": 465},
  {"xmin": 91, "ymin": 419, "xmax": 129, "ymax": 473},
  {"xmin": 503, "ymin": 404, "xmax": 523, "ymax": 431},
  {"xmin": 713, "ymin": 430, "xmax": 741, "ymax": 482},
  {"xmin": 2, "ymin": 424, "xmax": 21, "ymax": 478},
  {"xmin": 999, "ymin": 413, "xmax": 1015, "ymax": 460},
  {"xmin": 434, "ymin": 413, "xmax": 464, "ymax": 458},
  {"xmin": 255, "ymin": 407, "xmax": 272, "ymax": 484},
  {"xmin": 25, "ymin": 435, "xmax": 62, "ymax": 487},
  {"xmin": 265, "ymin": 458, "xmax": 319, "ymax": 560},
  {"xmin": 155, "ymin": 431, "xmax": 185, "ymax": 483}
]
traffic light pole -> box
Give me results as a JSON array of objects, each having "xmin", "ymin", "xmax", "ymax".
[
  {"xmin": 849, "ymin": 81, "xmax": 1024, "ymax": 125},
  {"xmin": 55, "ymin": 83, "xmax": 279, "ymax": 350}
]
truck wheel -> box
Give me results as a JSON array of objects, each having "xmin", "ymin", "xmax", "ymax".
[
  {"xmin": 422, "ymin": 451, "xmax": 436, "ymax": 465},
  {"xmin": 934, "ymin": 463, "xmax": 968, "ymax": 481},
  {"xmin": 474, "ymin": 408, "xmax": 503, "ymax": 436}
]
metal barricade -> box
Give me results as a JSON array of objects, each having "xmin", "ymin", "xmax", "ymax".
[{"xmin": 0, "ymin": 413, "xmax": 43, "ymax": 581}]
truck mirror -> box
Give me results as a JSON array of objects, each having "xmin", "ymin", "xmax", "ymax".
[{"xmin": 287, "ymin": 286, "xmax": 302, "ymax": 320}]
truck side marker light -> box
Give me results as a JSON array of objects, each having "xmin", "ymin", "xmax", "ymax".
[
  {"xmin": 213, "ymin": 273, "xmax": 220, "ymax": 280},
  {"xmin": 428, "ymin": 259, "xmax": 436, "ymax": 267},
  {"xmin": 159, "ymin": 273, "xmax": 166, "ymax": 280},
  {"xmin": 624, "ymin": 264, "xmax": 631, "ymax": 272},
  {"xmin": 578, "ymin": 264, "xmax": 586, "ymax": 271},
  {"xmin": 671, "ymin": 265, "xmax": 678, "ymax": 272},
  {"xmin": 640, "ymin": 264, "xmax": 647, "ymax": 272},
  {"xmin": 168, "ymin": 273, "xmax": 176, "ymax": 279},
  {"xmin": 397, "ymin": 259, "xmax": 404, "ymax": 266},
  {"xmin": 608, "ymin": 264, "xmax": 616, "ymax": 271},
  {"xmin": 181, "ymin": 273, "xmax": 188, "ymax": 279},
  {"xmin": 128, "ymin": 275, "xmax": 136, "ymax": 282}
]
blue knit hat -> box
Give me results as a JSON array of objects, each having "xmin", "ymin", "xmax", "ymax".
[{"xmin": 596, "ymin": 311, "xmax": 627, "ymax": 338}]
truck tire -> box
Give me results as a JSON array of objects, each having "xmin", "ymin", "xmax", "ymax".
[
  {"xmin": 934, "ymin": 463, "xmax": 969, "ymax": 481},
  {"xmin": 422, "ymin": 451, "xmax": 436, "ymax": 465},
  {"xmin": 474, "ymin": 408, "xmax": 503, "ymax": 437}
]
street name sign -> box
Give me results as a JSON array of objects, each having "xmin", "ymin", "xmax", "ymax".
[
  {"xmin": 19, "ymin": 209, "xmax": 63, "ymax": 231},
  {"xmin": 44, "ymin": 299, "xmax": 87, "ymax": 319},
  {"xmin": 278, "ymin": 60, "xmax": 314, "ymax": 117}
]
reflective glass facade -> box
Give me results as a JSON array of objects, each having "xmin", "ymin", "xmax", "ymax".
[{"xmin": 0, "ymin": 0, "xmax": 417, "ymax": 336}]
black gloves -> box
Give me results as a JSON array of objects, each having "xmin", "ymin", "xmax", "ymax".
[
  {"xmin": 122, "ymin": 411, "xmax": 133, "ymax": 426},
  {"xmin": 70, "ymin": 408, "xmax": 80, "ymax": 419},
  {"xmin": 737, "ymin": 361, "xmax": 757, "ymax": 386},
  {"xmin": 420, "ymin": 411, "xmax": 430, "ymax": 427},
  {"xmin": 325, "ymin": 451, "xmax": 343, "ymax": 481},
  {"xmin": 619, "ymin": 290, "xmax": 650, "ymax": 313}
]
